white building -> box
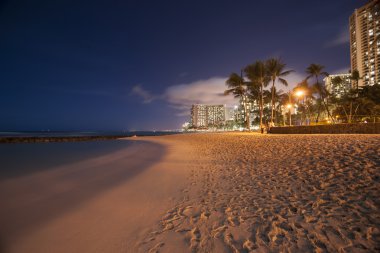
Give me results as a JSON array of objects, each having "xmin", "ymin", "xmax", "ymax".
[
  {"xmin": 191, "ymin": 104, "xmax": 207, "ymax": 128},
  {"xmin": 350, "ymin": 0, "xmax": 380, "ymax": 87},
  {"xmin": 191, "ymin": 104, "xmax": 225, "ymax": 128},
  {"xmin": 207, "ymin": 105, "xmax": 225, "ymax": 126}
]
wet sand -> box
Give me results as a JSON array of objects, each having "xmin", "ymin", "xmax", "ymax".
[{"xmin": 0, "ymin": 139, "xmax": 192, "ymax": 253}]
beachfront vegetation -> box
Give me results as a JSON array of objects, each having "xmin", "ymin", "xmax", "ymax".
[
  {"xmin": 225, "ymin": 60, "xmax": 380, "ymax": 130},
  {"xmin": 224, "ymin": 73, "xmax": 249, "ymax": 129},
  {"xmin": 266, "ymin": 58, "xmax": 294, "ymax": 125}
]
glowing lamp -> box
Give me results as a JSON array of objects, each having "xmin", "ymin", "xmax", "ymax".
[{"xmin": 295, "ymin": 90, "xmax": 304, "ymax": 97}]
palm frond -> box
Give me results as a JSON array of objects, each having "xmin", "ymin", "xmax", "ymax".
[{"xmin": 278, "ymin": 78, "xmax": 288, "ymax": 86}]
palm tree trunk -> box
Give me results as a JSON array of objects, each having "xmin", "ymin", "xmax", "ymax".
[
  {"xmin": 260, "ymin": 83, "xmax": 263, "ymax": 132},
  {"xmin": 274, "ymin": 105, "xmax": 278, "ymax": 124},
  {"xmin": 241, "ymin": 96, "xmax": 249, "ymax": 130},
  {"xmin": 348, "ymin": 101, "xmax": 353, "ymax": 123},
  {"xmin": 245, "ymin": 99, "xmax": 250, "ymax": 130},
  {"xmin": 322, "ymin": 97, "xmax": 334, "ymax": 123},
  {"xmin": 271, "ymin": 80, "xmax": 275, "ymax": 125},
  {"xmin": 316, "ymin": 102, "xmax": 321, "ymax": 123}
]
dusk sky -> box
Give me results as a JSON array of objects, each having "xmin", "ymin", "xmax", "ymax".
[{"xmin": 0, "ymin": 0, "xmax": 368, "ymax": 131}]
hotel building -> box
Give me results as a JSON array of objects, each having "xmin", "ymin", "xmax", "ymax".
[
  {"xmin": 207, "ymin": 105, "xmax": 225, "ymax": 126},
  {"xmin": 324, "ymin": 73, "xmax": 352, "ymax": 98},
  {"xmin": 349, "ymin": 0, "xmax": 380, "ymax": 87},
  {"xmin": 191, "ymin": 104, "xmax": 207, "ymax": 128},
  {"xmin": 191, "ymin": 104, "xmax": 225, "ymax": 128}
]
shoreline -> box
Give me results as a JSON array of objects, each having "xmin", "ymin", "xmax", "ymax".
[
  {"xmin": 0, "ymin": 137, "xmax": 192, "ymax": 253},
  {"xmin": 0, "ymin": 132, "xmax": 183, "ymax": 144},
  {"xmin": 0, "ymin": 135, "xmax": 131, "ymax": 144},
  {"xmin": 1, "ymin": 133, "xmax": 379, "ymax": 252}
]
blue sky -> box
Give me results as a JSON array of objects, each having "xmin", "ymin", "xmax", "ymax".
[{"xmin": 0, "ymin": 0, "xmax": 367, "ymax": 131}]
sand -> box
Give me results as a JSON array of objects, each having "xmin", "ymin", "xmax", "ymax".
[
  {"xmin": 1, "ymin": 133, "xmax": 379, "ymax": 253},
  {"xmin": 136, "ymin": 133, "xmax": 380, "ymax": 253}
]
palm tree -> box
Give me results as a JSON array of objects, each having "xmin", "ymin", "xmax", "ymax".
[
  {"xmin": 245, "ymin": 61, "xmax": 269, "ymax": 132},
  {"xmin": 276, "ymin": 91, "xmax": 286, "ymax": 125},
  {"xmin": 225, "ymin": 72, "xmax": 250, "ymax": 129},
  {"xmin": 350, "ymin": 69, "xmax": 361, "ymax": 92},
  {"xmin": 295, "ymin": 79, "xmax": 314, "ymax": 123},
  {"xmin": 266, "ymin": 58, "xmax": 293, "ymax": 126},
  {"xmin": 268, "ymin": 86, "xmax": 285, "ymax": 125},
  {"xmin": 306, "ymin": 64, "xmax": 333, "ymax": 123},
  {"xmin": 331, "ymin": 76, "xmax": 343, "ymax": 90},
  {"xmin": 246, "ymin": 80, "xmax": 260, "ymax": 125}
]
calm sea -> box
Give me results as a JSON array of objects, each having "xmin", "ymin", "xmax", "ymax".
[
  {"xmin": 0, "ymin": 131, "xmax": 180, "ymax": 138},
  {"xmin": 0, "ymin": 131, "xmax": 180, "ymax": 180}
]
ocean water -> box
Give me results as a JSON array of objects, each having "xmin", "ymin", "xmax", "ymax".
[
  {"xmin": 0, "ymin": 140, "xmax": 136, "ymax": 180},
  {"xmin": 0, "ymin": 131, "xmax": 178, "ymax": 180},
  {"xmin": 0, "ymin": 131, "xmax": 180, "ymax": 138}
]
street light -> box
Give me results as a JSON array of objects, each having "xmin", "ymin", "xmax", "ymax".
[
  {"xmin": 295, "ymin": 90, "xmax": 304, "ymax": 97},
  {"xmin": 285, "ymin": 89, "xmax": 304, "ymax": 127},
  {"xmin": 294, "ymin": 89, "xmax": 305, "ymax": 125}
]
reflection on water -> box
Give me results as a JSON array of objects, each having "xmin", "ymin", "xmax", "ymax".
[
  {"xmin": 0, "ymin": 140, "xmax": 133, "ymax": 180},
  {"xmin": 0, "ymin": 139, "xmax": 166, "ymax": 246}
]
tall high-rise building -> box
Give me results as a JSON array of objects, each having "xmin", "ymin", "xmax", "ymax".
[
  {"xmin": 191, "ymin": 104, "xmax": 225, "ymax": 128},
  {"xmin": 350, "ymin": 0, "xmax": 380, "ymax": 88}
]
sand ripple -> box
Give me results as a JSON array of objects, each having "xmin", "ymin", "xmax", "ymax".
[{"xmin": 137, "ymin": 133, "xmax": 380, "ymax": 253}]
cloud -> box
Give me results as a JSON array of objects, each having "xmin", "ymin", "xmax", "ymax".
[
  {"xmin": 164, "ymin": 77, "xmax": 238, "ymax": 116},
  {"xmin": 130, "ymin": 84, "xmax": 158, "ymax": 103},
  {"xmin": 325, "ymin": 25, "xmax": 350, "ymax": 47},
  {"xmin": 131, "ymin": 73, "xmax": 307, "ymax": 117},
  {"xmin": 131, "ymin": 77, "xmax": 237, "ymax": 116}
]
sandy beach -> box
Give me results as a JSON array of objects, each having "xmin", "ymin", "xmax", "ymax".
[{"xmin": 1, "ymin": 133, "xmax": 379, "ymax": 252}]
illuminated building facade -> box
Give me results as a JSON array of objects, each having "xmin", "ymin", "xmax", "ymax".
[
  {"xmin": 350, "ymin": 0, "xmax": 380, "ymax": 87},
  {"xmin": 324, "ymin": 73, "xmax": 352, "ymax": 98},
  {"xmin": 225, "ymin": 106, "xmax": 237, "ymax": 121},
  {"xmin": 207, "ymin": 105, "xmax": 225, "ymax": 126},
  {"xmin": 191, "ymin": 104, "xmax": 207, "ymax": 128},
  {"xmin": 191, "ymin": 104, "xmax": 225, "ymax": 128}
]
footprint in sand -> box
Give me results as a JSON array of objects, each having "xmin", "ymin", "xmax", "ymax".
[{"xmin": 190, "ymin": 227, "xmax": 201, "ymax": 251}]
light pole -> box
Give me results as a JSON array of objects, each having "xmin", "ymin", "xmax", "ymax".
[
  {"xmin": 294, "ymin": 90, "xmax": 305, "ymax": 125},
  {"xmin": 286, "ymin": 104, "xmax": 292, "ymax": 126},
  {"xmin": 285, "ymin": 89, "xmax": 305, "ymax": 126}
]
